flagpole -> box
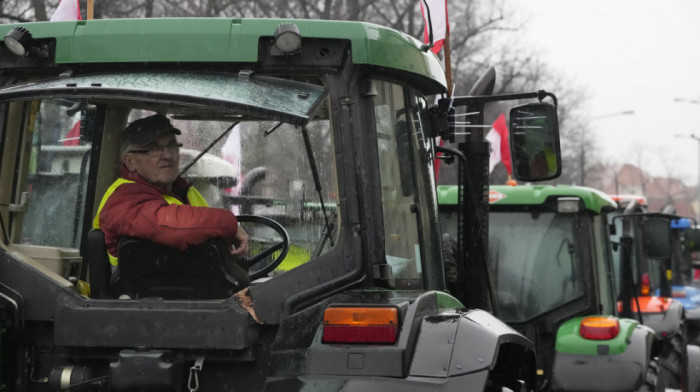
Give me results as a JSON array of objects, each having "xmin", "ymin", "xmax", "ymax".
[
  {"xmin": 87, "ymin": 0, "xmax": 94, "ymax": 19},
  {"xmin": 443, "ymin": 23, "xmax": 453, "ymax": 97}
]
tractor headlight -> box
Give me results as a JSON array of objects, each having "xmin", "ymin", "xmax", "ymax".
[
  {"xmin": 4, "ymin": 26, "xmax": 33, "ymax": 57},
  {"xmin": 273, "ymin": 23, "xmax": 301, "ymax": 55}
]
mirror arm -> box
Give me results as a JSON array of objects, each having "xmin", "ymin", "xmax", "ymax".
[
  {"xmin": 435, "ymin": 145, "xmax": 466, "ymax": 167},
  {"xmin": 445, "ymin": 90, "xmax": 558, "ymax": 108}
]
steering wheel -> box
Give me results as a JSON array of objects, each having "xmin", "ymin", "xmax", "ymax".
[{"xmin": 234, "ymin": 214, "xmax": 290, "ymax": 281}]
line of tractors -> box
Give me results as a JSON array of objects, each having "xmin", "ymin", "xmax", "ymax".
[{"xmin": 438, "ymin": 184, "xmax": 700, "ymax": 391}]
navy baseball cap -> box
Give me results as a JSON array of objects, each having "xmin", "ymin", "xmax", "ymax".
[{"xmin": 121, "ymin": 114, "xmax": 181, "ymax": 153}]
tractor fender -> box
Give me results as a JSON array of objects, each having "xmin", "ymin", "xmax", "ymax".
[
  {"xmin": 686, "ymin": 303, "xmax": 700, "ymax": 323},
  {"xmin": 687, "ymin": 344, "xmax": 700, "ymax": 392},
  {"xmin": 298, "ymin": 307, "xmax": 535, "ymax": 391},
  {"xmin": 409, "ymin": 309, "xmax": 536, "ymax": 385},
  {"xmin": 642, "ymin": 299, "xmax": 685, "ymax": 339},
  {"xmin": 686, "ymin": 305, "xmax": 700, "ymax": 345},
  {"xmin": 302, "ymin": 292, "xmax": 535, "ymax": 390},
  {"xmin": 551, "ymin": 323, "xmax": 656, "ymax": 391}
]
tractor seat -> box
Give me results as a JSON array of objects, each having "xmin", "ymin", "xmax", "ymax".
[{"xmin": 110, "ymin": 237, "xmax": 250, "ymax": 300}]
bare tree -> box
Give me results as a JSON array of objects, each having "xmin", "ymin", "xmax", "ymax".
[
  {"xmin": 0, "ymin": 0, "xmax": 38, "ymax": 23},
  {"xmin": 9, "ymin": 0, "xmax": 567, "ymax": 105},
  {"xmin": 627, "ymin": 143, "xmax": 651, "ymax": 195},
  {"xmin": 653, "ymin": 147, "xmax": 686, "ymax": 207},
  {"xmin": 31, "ymin": 0, "xmax": 47, "ymax": 20}
]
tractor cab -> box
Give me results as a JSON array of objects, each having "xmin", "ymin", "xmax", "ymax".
[
  {"xmin": 608, "ymin": 196, "xmax": 700, "ymax": 390},
  {"xmin": 0, "ymin": 18, "xmax": 561, "ymax": 391}
]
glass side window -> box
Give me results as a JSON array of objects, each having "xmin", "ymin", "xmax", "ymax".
[
  {"xmin": 406, "ymin": 93, "xmax": 441, "ymax": 287},
  {"xmin": 0, "ymin": 100, "xmax": 91, "ymax": 280},
  {"xmin": 372, "ymin": 80, "xmax": 423, "ymax": 289},
  {"xmin": 11, "ymin": 99, "xmax": 337, "ymax": 279},
  {"xmin": 20, "ymin": 100, "xmax": 89, "ymax": 249},
  {"xmin": 489, "ymin": 211, "xmax": 585, "ymax": 322},
  {"xmin": 126, "ymin": 110, "xmax": 338, "ymax": 275},
  {"xmin": 2, "ymin": 73, "xmax": 336, "ymax": 289}
]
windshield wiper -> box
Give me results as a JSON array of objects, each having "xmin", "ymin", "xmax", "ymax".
[
  {"xmin": 178, "ymin": 122, "xmax": 239, "ymax": 178},
  {"xmin": 301, "ymin": 126, "xmax": 335, "ymax": 256},
  {"xmin": 264, "ymin": 122, "xmax": 284, "ymax": 137}
]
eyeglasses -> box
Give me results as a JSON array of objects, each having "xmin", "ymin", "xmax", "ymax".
[{"xmin": 127, "ymin": 141, "xmax": 182, "ymax": 156}]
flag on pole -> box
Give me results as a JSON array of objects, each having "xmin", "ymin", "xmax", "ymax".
[
  {"xmin": 433, "ymin": 136, "xmax": 444, "ymax": 180},
  {"xmin": 50, "ymin": 0, "xmax": 82, "ymax": 21},
  {"xmin": 420, "ymin": 0, "xmax": 449, "ymax": 55},
  {"xmin": 62, "ymin": 120, "xmax": 81, "ymax": 146},
  {"xmin": 485, "ymin": 113, "xmax": 512, "ymax": 174}
]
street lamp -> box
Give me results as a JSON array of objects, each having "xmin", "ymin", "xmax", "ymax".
[
  {"xmin": 674, "ymin": 133, "xmax": 700, "ymax": 220},
  {"xmin": 579, "ymin": 110, "xmax": 635, "ymax": 186},
  {"xmin": 675, "ymin": 97, "xmax": 700, "ymax": 105},
  {"xmin": 674, "ymin": 98, "xmax": 700, "ymax": 220}
]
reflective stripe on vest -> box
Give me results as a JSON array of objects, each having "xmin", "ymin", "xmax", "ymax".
[{"xmin": 93, "ymin": 178, "xmax": 208, "ymax": 266}]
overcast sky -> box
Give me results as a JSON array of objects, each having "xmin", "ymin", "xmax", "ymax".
[{"xmin": 505, "ymin": 0, "xmax": 700, "ymax": 185}]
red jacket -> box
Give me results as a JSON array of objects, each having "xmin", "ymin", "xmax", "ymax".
[{"xmin": 95, "ymin": 165, "xmax": 238, "ymax": 260}]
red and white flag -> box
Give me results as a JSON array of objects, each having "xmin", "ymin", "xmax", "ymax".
[
  {"xmin": 485, "ymin": 113, "xmax": 512, "ymax": 174},
  {"xmin": 50, "ymin": 0, "xmax": 82, "ymax": 21},
  {"xmin": 420, "ymin": 0, "xmax": 449, "ymax": 55},
  {"xmin": 61, "ymin": 120, "xmax": 81, "ymax": 146}
]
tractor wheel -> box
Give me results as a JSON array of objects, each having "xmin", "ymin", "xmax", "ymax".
[
  {"xmin": 659, "ymin": 333, "xmax": 686, "ymax": 390},
  {"xmin": 637, "ymin": 358, "xmax": 664, "ymax": 392}
]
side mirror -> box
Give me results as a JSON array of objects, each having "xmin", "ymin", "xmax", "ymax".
[
  {"xmin": 643, "ymin": 218, "xmax": 672, "ymax": 259},
  {"xmin": 684, "ymin": 228, "xmax": 700, "ymax": 252},
  {"xmin": 509, "ymin": 102, "xmax": 561, "ymax": 182}
]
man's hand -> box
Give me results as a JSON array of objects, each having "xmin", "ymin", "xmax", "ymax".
[{"xmin": 230, "ymin": 225, "xmax": 249, "ymax": 259}]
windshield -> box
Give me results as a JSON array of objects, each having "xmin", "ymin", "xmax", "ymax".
[
  {"xmin": 8, "ymin": 73, "xmax": 337, "ymax": 282},
  {"xmin": 489, "ymin": 211, "xmax": 585, "ymax": 322}
]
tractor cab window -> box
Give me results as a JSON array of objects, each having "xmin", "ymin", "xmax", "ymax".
[
  {"xmin": 21, "ymin": 100, "xmax": 89, "ymax": 252},
  {"xmin": 0, "ymin": 72, "xmax": 337, "ymax": 290},
  {"xmin": 489, "ymin": 211, "xmax": 586, "ymax": 322},
  {"xmin": 176, "ymin": 116, "xmax": 338, "ymax": 275},
  {"xmin": 0, "ymin": 99, "xmax": 91, "ymax": 280},
  {"xmin": 372, "ymin": 80, "xmax": 431, "ymax": 290}
]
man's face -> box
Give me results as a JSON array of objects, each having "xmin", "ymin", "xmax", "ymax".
[{"xmin": 122, "ymin": 132, "xmax": 180, "ymax": 190}]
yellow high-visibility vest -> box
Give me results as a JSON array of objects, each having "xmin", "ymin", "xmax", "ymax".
[{"xmin": 93, "ymin": 178, "xmax": 208, "ymax": 266}]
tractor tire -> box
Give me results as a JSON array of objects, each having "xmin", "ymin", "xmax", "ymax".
[
  {"xmin": 659, "ymin": 333, "xmax": 686, "ymax": 390},
  {"xmin": 637, "ymin": 358, "xmax": 664, "ymax": 392}
]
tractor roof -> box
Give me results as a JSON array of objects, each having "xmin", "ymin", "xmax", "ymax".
[
  {"xmin": 0, "ymin": 18, "xmax": 446, "ymax": 91},
  {"xmin": 437, "ymin": 184, "xmax": 617, "ymax": 214}
]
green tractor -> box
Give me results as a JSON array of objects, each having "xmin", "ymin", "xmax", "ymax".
[
  {"xmin": 0, "ymin": 18, "xmax": 561, "ymax": 391},
  {"xmin": 679, "ymin": 223, "xmax": 700, "ymax": 345},
  {"xmin": 608, "ymin": 196, "xmax": 700, "ymax": 391},
  {"xmin": 439, "ymin": 184, "xmax": 665, "ymax": 391}
]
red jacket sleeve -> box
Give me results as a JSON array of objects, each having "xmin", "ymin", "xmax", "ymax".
[{"xmin": 99, "ymin": 182, "xmax": 238, "ymax": 255}]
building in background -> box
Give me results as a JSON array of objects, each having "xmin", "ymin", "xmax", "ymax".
[{"xmin": 588, "ymin": 163, "xmax": 697, "ymax": 218}]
